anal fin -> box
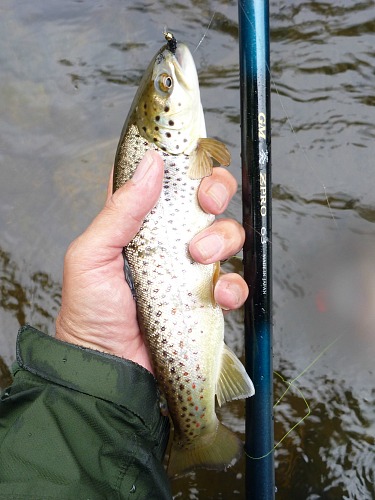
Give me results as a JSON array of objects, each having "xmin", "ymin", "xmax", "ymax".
[{"xmin": 216, "ymin": 344, "xmax": 255, "ymax": 407}]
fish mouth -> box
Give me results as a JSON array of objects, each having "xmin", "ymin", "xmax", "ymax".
[{"xmin": 172, "ymin": 43, "xmax": 199, "ymax": 92}]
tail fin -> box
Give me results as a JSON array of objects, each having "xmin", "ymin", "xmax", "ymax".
[{"xmin": 167, "ymin": 421, "xmax": 243, "ymax": 477}]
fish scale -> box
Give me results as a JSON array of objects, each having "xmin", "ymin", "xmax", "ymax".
[
  {"xmin": 114, "ymin": 34, "xmax": 254, "ymax": 477},
  {"xmin": 133, "ymin": 157, "xmax": 220, "ymax": 439}
]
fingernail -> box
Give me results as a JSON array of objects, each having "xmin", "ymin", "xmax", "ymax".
[
  {"xmin": 131, "ymin": 150, "xmax": 155, "ymax": 184},
  {"xmin": 194, "ymin": 233, "xmax": 224, "ymax": 261},
  {"xmin": 206, "ymin": 182, "xmax": 228, "ymax": 211}
]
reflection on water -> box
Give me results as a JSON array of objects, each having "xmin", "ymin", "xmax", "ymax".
[
  {"xmin": 274, "ymin": 364, "xmax": 375, "ymax": 499},
  {"xmin": 0, "ymin": 246, "xmax": 61, "ymax": 371},
  {"xmin": 1, "ymin": 0, "xmax": 374, "ymax": 498}
]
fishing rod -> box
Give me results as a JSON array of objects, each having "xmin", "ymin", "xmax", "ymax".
[{"xmin": 238, "ymin": 1, "xmax": 274, "ymax": 498}]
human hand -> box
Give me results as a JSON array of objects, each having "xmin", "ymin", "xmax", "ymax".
[{"xmin": 55, "ymin": 150, "xmax": 248, "ymax": 373}]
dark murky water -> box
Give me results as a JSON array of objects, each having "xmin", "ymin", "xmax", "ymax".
[{"xmin": 1, "ymin": 1, "xmax": 374, "ymax": 498}]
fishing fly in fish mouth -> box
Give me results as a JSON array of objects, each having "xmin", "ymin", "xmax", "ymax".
[{"xmin": 113, "ymin": 32, "xmax": 254, "ymax": 477}]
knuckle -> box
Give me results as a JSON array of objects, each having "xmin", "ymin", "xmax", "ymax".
[{"xmin": 219, "ymin": 218, "xmax": 244, "ymax": 239}]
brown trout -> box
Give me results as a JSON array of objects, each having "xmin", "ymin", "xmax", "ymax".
[{"xmin": 113, "ymin": 33, "xmax": 254, "ymax": 477}]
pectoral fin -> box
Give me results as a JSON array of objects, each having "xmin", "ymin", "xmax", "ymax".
[
  {"xmin": 216, "ymin": 344, "xmax": 255, "ymax": 407},
  {"xmin": 188, "ymin": 138, "xmax": 231, "ymax": 180}
]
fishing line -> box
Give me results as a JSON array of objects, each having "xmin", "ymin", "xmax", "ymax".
[
  {"xmin": 270, "ymin": 83, "xmax": 338, "ymax": 230},
  {"xmin": 238, "ymin": 2, "xmax": 338, "ymax": 229},
  {"xmin": 245, "ymin": 334, "xmax": 341, "ymax": 460},
  {"xmin": 193, "ymin": 12, "xmax": 216, "ymax": 54},
  {"xmin": 192, "ymin": 4, "xmax": 338, "ymax": 267}
]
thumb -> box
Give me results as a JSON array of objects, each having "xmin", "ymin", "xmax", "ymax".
[{"xmin": 79, "ymin": 150, "xmax": 164, "ymax": 261}]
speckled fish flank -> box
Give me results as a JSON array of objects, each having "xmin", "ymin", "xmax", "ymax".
[{"xmin": 113, "ymin": 33, "xmax": 254, "ymax": 477}]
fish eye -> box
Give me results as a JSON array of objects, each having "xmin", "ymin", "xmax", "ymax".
[{"xmin": 157, "ymin": 73, "xmax": 173, "ymax": 93}]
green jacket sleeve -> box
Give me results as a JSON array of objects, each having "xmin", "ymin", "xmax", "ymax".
[{"xmin": 0, "ymin": 326, "xmax": 172, "ymax": 500}]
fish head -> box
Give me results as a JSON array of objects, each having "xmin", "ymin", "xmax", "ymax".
[{"xmin": 135, "ymin": 39, "xmax": 206, "ymax": 155}]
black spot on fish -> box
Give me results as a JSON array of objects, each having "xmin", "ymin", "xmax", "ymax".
[
  {"xmin": 155, "ymin": 126, "xmax": 159, "ymax": 131},
  {"xmin": 166, "ymin": 132, "xmax": 171, "ymax": 138},
  {"xmin": 168, "ymin": 120, "xmax": 174, "ymax": 126},
  {"xmin": 164, "ymin": 106, "xmax": 170, "ymax": 112},
  {"xmin": 155, "ymin": 115, "xmax": 160, "ymax": 121},
  {"xmin": 156, "ymin": 53, "xmax": 165, "ymax": 64}
]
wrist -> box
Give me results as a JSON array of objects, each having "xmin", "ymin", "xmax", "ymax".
[
  {"xmin": 55, "ymin": 311, "xmax": 113, "ymax": 355},
  {"xmin": 55, "ymin": 311, "xmax": 154, "ymax": 374}
]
